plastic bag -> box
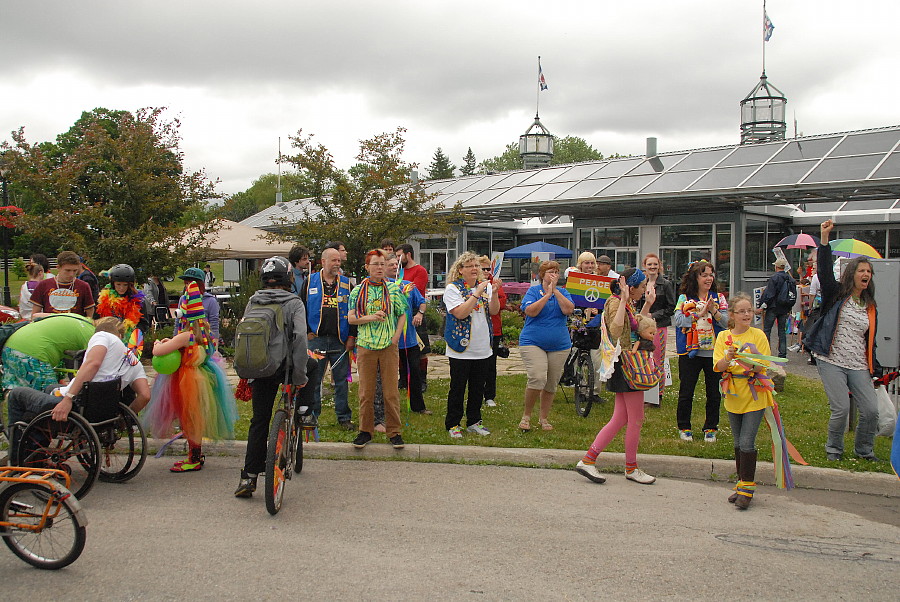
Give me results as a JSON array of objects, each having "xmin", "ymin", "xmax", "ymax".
[{"xmin": 876, "ymin": 386, "xmax": 897, "ymax": 437}]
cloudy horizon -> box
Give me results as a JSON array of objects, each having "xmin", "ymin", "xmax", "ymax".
[{"xmin": 2, "ymin": 1, "xmax": 897, "ymax": 196}]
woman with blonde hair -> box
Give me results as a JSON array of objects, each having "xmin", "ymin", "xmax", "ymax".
[
  {"xmin": 517, "ymin": 260, "xmax": 575, "ymax": 431},
  {"xmin": 19, "ymin": 260, "xmax": 45, "ymax": 319},
  {"xmin": 443, "ymin": 251, "xmax": 500, "ymax": 438}
]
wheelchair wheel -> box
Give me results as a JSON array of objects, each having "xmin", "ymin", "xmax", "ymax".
[
  {"xmin": 573, "ymin": 351, "xmax": 595, "ymax": 418},
  {"xmin": 97, "ymin": 403, "xmax": 147, "ymax": 483},
  {"xmin": 265, "ymin": 409, "xmax": 289, "ymax": 516},
  {"xmin": 0, "ymin": 481, "xmax": 87, "ymax": 570},
  {"xmin": 17, "ymin": 412, "xmax": 101, "ymax": 500}
]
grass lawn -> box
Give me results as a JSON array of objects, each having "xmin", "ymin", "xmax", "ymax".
[{"xmin": 233, "ymin": 363, "xmax": 896, "ymax": 474}]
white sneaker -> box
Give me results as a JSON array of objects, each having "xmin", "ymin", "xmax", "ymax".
[
  {"xmin": 703, "ymin": 430, "xmax": 717, "ymax": 443},
  {"xmin": 448, "ymin": 426, "xmax": 464, "ymax": 439},
  {"xmin": 679, "ymin": 429, "xmax": 693, "ymax": 441},
  {"xmin": 575, "ymin": 460, "xmax": 606, "ymax": 484},
  {"xmin": 626, "ymin": 468, "xmax": 656, "ymax": 484},
  {"xmin": 466, "ymin": 421, "xmax": 491, "ymax": 436},
  {"xmin": 484, "ymin": 399, "xmax": 497, "ymax": 407},
  {"xmin": 788, "ymin": 344, "xmax": 801, "ymax": 352}
]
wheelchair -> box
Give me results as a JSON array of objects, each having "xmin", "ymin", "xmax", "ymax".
[{"xmin": 11, "ymin": 376, "xmax": 147, "ymax": 500}]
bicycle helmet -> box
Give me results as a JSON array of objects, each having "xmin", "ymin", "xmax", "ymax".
[
  {"xmin": 108, "ymin": 263, "xmax": 136, "ymax": 283},
  {"xmin": 260, "ymin": 256, "xmax": 292, "ymax": 287}
]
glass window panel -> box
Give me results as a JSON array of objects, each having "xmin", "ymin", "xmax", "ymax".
[
  {"xmin": 661, "ymin": 224, "xmax": 712, "ymax": 246},
  {"xmin": 420, "ymin": 237, "xmax": 452, "ymax": 250},
  {"xmin": 770, "ymin": 137, "xmax": 841, "ymax": 161},
  {"xmin": 834, "ymin": 229, "xmax": 887, "ymax": 258},
  {"xmin": 717, "ymin": 144, "xmax": 781, "ymax": 167},
  {"xmin": 802, "ymin": 155, "xmax": 883, "ymax": 183},
  {"xmin": 872, "ymin": 153, "xmax": 900, "ymax": 179},
  {"xmin": 588, "ymin": 158, "xmax": 643, "ymax": 178},
  {"xmin": 745, "ymin": 220, "xmax": 767, "ymax": 272},
  {"xmin": 840, "ymin": 199, "xmax": 896, "ymax": 211},
  {"xmin": 487, "ymin": 171, "xmax": 533, "ymax": 188},
  {"xmin": 688, "ymin": 165, "xmax": 758, "ymax": 190},
  {"xmin": 597, "ymin": 174, "xmax": 658, "ymax": 196},
  {"xmin": 743, "ymin": 160, "xmax": 817, "ymax": 186},
  {"xmin": 483, "ymin": 185, "xmax": 542, "ymax": 206},
  {"xmin": 715, "ymin": 224, "xmax": 732, "ymax": 295},
  {"xmin": 578, "ymin": 228, "xmax": 592, "ymax": 251},
  {"xmin": 627, "ymin": 154, "xmax": 688, "ymax": 175},
  {"xmin": 466, "ymin": 230, "xmax": 491, "ymax": 257},
  {"xmin": 518, "ymin": 166, "xmax": 570, "ymax": 186},
  {"xmin": 615, "ymin": 251, "xmax": 637, "ymax": 272},
  {"xmin": 888, "ymin": 229, "xmax": 900, "ymax": 259},
  {"xmin": 549, "ymin": 163, "xmax": 604, "ymax": 182},
  {"xmin": 593, "ymin": 227, "xmax": 639, "ymax": 248},
  {"xmin": 640, "ymin": 170, "xmax": 705, "ymax": 193},
  {"xmin": 520, "ymin": 182, "xmax": 578, "ymax": 202},
  {"xmin": 555, "ymin": 178, "xmax": 614, "ymax": 200},
  {"xmin": 831, "ymin": 131, "xmax": 900, "ymax": 157},
  {"xmin": 673, "ymin": 149, "xmax": 731, "ymax": 171}
]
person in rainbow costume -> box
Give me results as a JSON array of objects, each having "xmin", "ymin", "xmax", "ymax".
[
  {"xmin": 96, "ymin": 264, "xmax": 150, "ymax": 346},
  {"xmin": 144, "ymin": 280, "xmax": 237, "ymax": 472},
  {"xmin": 713, "ymin": 292, "xmax": 799, "ymax": 510}
]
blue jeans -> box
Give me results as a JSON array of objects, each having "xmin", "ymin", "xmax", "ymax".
[
  {"xmin": 727, "ymin": 409, "xmax": 765, "ymax": 453},
  {"xmin": 816, "ymin": 359, "xmax": 878, "ymax": 458},
  {"xmin": 309, "ymin": 335, "xmax": 352, "ymax": 423},
  {"xmin": 763, "ymin": 310, "xmax": 789, "ymax": 358}
]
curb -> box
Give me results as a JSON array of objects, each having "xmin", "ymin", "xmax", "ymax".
[{"xmin": 151, "ymin": 438, "xmax": 899, "ymax": 498}]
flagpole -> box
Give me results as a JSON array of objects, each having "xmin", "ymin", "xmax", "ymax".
[
  {"xmin": 762, "ymin": 0, "xmax": 766, "ymax": 74},
  {"xmin": 536, "ymin": 55, "xmax": 541, "ymax": 117}
]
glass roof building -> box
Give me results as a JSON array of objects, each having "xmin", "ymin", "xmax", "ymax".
[{"xmin": 243, "ymin": 125, "xmax": 900, "ymax": 293}]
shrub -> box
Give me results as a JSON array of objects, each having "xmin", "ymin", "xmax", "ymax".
[
  {"xmin": 424, "ymin": 300, "xmax": 444, "ymax": 335},
  {"xmin": 430, "ymin": 338, "xmax": 446, "ymax": 355},
  {"xmin": 12, "ymin": 257, "xmax": 27, "ymax": 279}
]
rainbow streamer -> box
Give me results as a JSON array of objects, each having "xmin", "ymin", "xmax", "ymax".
[
  {"xmin": 763, "ymin": 402, "xmax": 807, "ymax": 489},
  {"xmin": 892, "ymin": 410, "xmax": 900, "ymax": 479},
  {"xmin": 127, "ymin": 328, "xmax": 144, "ymax": 362}
]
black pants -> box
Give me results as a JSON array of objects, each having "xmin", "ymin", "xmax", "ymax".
[
  {"xmin": 483, "ymin": 336, "xmax": 501, "ymax": 401},
  {"xmin": 399, "ymin": 345, "xmax": 426, "ymax": 411},
  {"xmin": 244, "ymin": 360, "xmax": 318, "ymax": 475},
  {"xmin": 676, "ymin": 355, "xmax": 721, "ymax": 432},
  {"xmin": 446, "ymin": 357, "xmax": 490, "ymax": 430}
]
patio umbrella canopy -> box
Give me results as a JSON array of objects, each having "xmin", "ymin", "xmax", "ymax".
[
  {"xmin": 503, "ymin": 241, "xmax": 573, "ymax": 258},
  {"xmin": 775, "ymin": 233, "xmax": 820, "ymax": 249}
]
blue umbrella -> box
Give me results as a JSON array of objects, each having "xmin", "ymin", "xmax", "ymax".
[{"xmin": 503, "ymin": 241, "xmax": 573, "ymax": 258}]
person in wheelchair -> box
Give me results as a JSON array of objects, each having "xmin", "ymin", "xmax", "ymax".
[
  {"xmin": 234, "ymin": 256, "xmax": 316, "ymax": 498},
  {"xmin": 6, "ymin": 317, "xmax": 150, "ymax": 463}
]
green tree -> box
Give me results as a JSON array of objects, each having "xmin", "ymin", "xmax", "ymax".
[
  {"xmin": 426, "ymin": 147, "xmax": 455, "ymax": 180},
  {"xmin": 479, "ymin": 136, "xmax": 616, "ymax": 173},
  {"xmin": 1, "ymin": 107, "xmax": 220, "ymax": 277},
  {"xmin": 460, "ymin": 147, "xmax": 477, "ymax": 176},
  {"xmin": 276, "ymin": 127, "xmax": 463, "ymax": 276},
  {"xmin": 219, "ymin": 172, "xmax": 315, "ymax": 222}
]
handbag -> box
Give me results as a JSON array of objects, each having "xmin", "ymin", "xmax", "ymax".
[
  {"xmin": 595, "ymin": 313, "xmax": 621, "ymax": 383},
  {"xmin": 620, "ymin": 341, "xmax": 664, "ymax": 391}
]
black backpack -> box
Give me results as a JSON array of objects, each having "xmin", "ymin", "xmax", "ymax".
[{"xmin": 776, "ymin": 274, "xmax": 797, "ymax": 310}]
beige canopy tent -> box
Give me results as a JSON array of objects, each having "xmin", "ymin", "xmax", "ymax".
[{"xmin": 194, "ymin": 220, "xmax": 295, "ymax": 260}]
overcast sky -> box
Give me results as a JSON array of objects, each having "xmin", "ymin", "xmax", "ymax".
[{"xmin": 2, "ymin": 1, "xmax": 898, "ymax": 196}]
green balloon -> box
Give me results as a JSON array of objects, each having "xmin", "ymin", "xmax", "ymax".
[{"xmin": 152, "ymin": 350, "xmax": 181, "ymax": 375}]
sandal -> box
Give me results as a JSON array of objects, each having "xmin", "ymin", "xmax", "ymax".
[
  {"xmin": 539, "ymin": 419, "xmax": 554, "ymax": 431},
  {"xmin": 170, "ymin": 455, "xmax": 205, "ymax": 472},
  {"xmin": 518, "ymin": 417, "xmax": 531, "ymax": 432}
]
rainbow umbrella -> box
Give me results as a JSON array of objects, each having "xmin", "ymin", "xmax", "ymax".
[
  {"xmin": 829, "ymin": 239, "xmax": 882, "ymax": 259},
  {"xmin": 775, "ymin": 233, "xmax": 820, "ymax": 249}
]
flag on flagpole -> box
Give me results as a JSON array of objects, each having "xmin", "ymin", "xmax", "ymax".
[
  {"xmin": 764, "ymin": 11, "xmax": 774, "ymax": 41},
  {"xmin": 538, "ymin": 59, "xmax": 548, "ymax": 91}
]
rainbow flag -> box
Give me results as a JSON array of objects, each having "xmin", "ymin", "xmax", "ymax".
[{"xmin": 565, "ymin": 271, "xmax": 614, "ymax": 309}]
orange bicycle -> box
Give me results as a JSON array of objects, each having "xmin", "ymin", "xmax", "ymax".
[{"xmin": 0, "ymin": 467, "xmax": 87, "ymax": 569}]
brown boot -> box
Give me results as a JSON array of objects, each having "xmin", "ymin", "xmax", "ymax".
[
  {"xmin": 734, "ymin": 450, "xmax": 757, "ymax": 510},
  {"xmin": 728, "ymin": 448, "xmax": 741, "ymax": 503}
]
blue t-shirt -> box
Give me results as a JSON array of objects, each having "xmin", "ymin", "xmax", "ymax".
[
  {"xmin": 519, "ymin": 285, "xmax": 573, "ymax": 352},
  {"xmin": 394, "ymin": 279, "xmax": 426, "ymax": 350}
]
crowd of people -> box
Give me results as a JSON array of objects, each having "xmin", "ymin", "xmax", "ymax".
[{"xmin": 2, "ymin": 219, "xmax": 888, "ymax": 509}]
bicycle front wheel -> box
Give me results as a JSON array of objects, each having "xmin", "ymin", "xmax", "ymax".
[
  {"xmin": 265, "ymin": 409, "xmax": 289, "ymax": 515},
  {"xmin": 573, "ymin": 351, "xmax": 595, "ymax": 418},
  {"xmin": 0, "ymin": 481, "xmax": 87, "ymax": 570}
]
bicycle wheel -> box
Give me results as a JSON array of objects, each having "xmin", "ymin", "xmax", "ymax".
[
  {"xmin": 294, "ymin": 421, "xmax": 304, "ymax": 475},
  {"xmin": 98, "ymin": 403, "xmax": 147, "ymax": 483},
  {"xmin": 18, "ymin": 412, "xmax": 101, "ymax": 499},
  {"xmin": 573, "ymin": 351, "xmax": 595, "ymax": 418},
  {"xmin": 265, "ymin": 409, "xmax": 289, "ymax": 515},
  {"xmin": 0, "ymin": 481, "xmax": 87, "ymax": 570}
]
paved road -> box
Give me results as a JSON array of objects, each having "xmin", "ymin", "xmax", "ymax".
[{"xmin": 5, "ymin": 456, "xmax": 897, "ymax": 600}]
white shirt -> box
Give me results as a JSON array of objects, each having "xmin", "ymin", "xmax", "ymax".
[
  {"xmin": 443, "ymin": 282, "xmax": 493, "ymax": 360},
  {"xmin": 83, "ymin": 331, "xmax": 147, "ymax": 388}
]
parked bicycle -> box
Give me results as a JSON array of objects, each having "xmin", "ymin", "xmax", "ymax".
[
  {"xmin": 560, "ymin": 309, "xmax": 603, "ymax": 418},
  {"xmin": 0, "ymin": 467, "xmax": 87, "ymax": 569}
]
